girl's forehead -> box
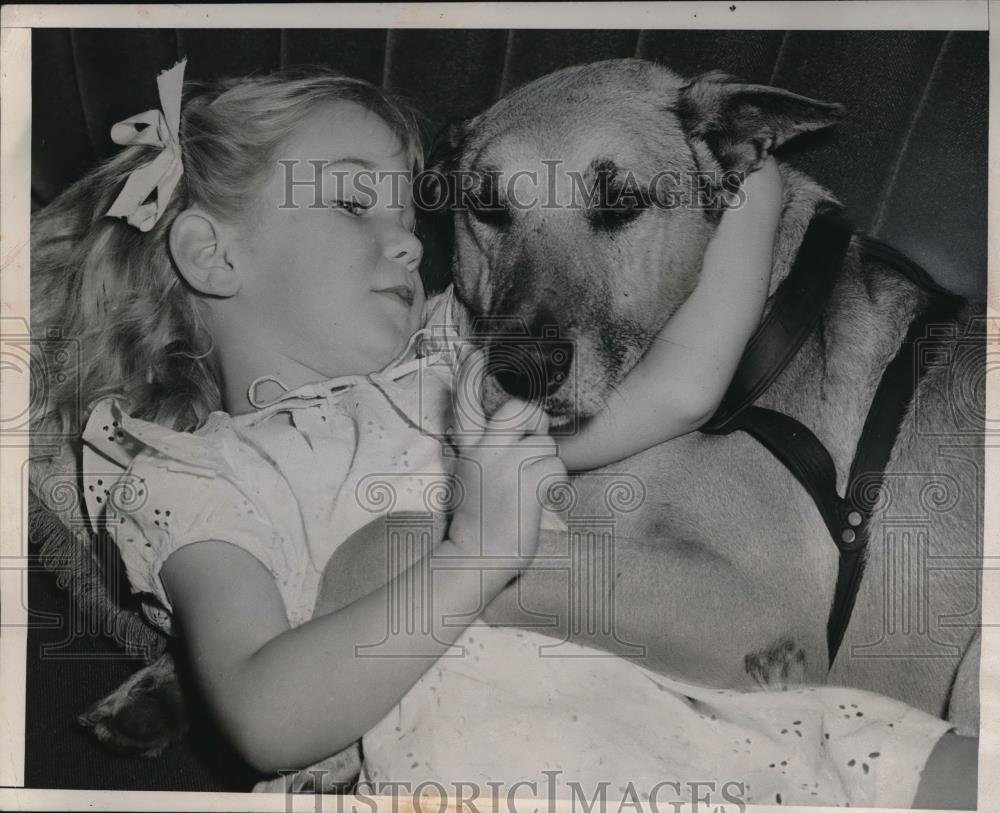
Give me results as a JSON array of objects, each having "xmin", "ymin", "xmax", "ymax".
[{"xmin": 287, "ymin": 101, "xmax": 410, "ymax": 170}]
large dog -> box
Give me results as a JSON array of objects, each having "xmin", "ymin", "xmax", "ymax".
[
  {"xmin": 41, "ymin": 57, "xmax": 983, "ymax": 759},
  {"xmin": 424, "ymin": 58, "xmax": 984, "ymax": 733}
]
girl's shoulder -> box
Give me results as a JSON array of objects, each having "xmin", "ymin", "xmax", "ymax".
[
  {"xmin": 82, "ymin": 397, "xmax": 248, "ymax": 485},
  {"xmin": 80, "ymin": 397, "xmax": 321, "ymax": 541},
  {"xmin": 81, "ymin": 395, "xmax": 355, "ymax": 538},
  {"xmin": 81, "ymin": 397, "xmax": 317, "ymax": 634}
]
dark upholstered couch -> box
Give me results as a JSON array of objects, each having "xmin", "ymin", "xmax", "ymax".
[{"xmin": 27, "ymin": 28, "xmax": 987, "ymax": 792}]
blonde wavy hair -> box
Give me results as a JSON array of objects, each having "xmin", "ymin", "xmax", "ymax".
[{"xmin": 31, "ymin": 67, "xmax": 424, "ymax": 442}]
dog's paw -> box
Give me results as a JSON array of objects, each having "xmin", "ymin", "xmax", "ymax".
[
  {"xmin": 77, "ymin": 653, "xmax": 188, "ymax": 758},
  {"xmin": 743, "ymin": 638, "xmax": 808, "ymax": 690}
]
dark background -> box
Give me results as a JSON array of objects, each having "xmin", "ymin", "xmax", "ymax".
[{"xmin": 27, "ymin": 27, "xmax": 988, "ymax": 792}]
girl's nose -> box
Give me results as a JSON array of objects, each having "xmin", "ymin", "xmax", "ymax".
[{"xmin": 384, "ymin": 228, "xmax": 423, "ymax": 272}]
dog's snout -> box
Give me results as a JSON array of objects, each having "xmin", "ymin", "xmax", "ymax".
[{"xmin": 485, "ymin": 307, "xmax": 574, "ymax": 402}]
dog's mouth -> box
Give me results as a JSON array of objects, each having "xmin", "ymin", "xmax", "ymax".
[
  {"xmin": 546, "ymin": 406, "xmax": 581, "ymax": 430},
  {"xmin": 468, "ymin": 320, "xmax": 646, "ymax": 427},
  {"xmin": 478, "ymin": 364, "xmax": 590, "ymax": 430}
]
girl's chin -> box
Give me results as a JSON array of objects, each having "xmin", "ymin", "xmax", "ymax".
[{"xmin": 375, "ymin": 300, "xmax": 421, "ymax": 332}]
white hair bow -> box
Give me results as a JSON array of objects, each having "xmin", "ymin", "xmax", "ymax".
[{"xmin": 105, "ymin": 59, "xmax": 187, "ymax": 232}]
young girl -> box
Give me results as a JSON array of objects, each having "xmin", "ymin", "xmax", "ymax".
[{"xmin": 32, "ymin": 61, "xmax": 975, "ymax": 808}]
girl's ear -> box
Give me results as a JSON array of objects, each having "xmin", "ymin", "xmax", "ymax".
[{"xmin": 169, "ymin": 209, "xmax": 242, "ymax": 297}]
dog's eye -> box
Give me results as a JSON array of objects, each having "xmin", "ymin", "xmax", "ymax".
[
  {"xmin": 590, "ymin": 183, "xmax": 650, "ymax": 232},
  {"xmin": 461, "ymin": 170, "xmax": 512, "ymax": 229},
  {"xmin": 469, "ymin": 182, "xmax": 511, "ymax": 227},
  {"xmin": 468, "ymin": 197, "xmax": 512, "ymax": 229}
]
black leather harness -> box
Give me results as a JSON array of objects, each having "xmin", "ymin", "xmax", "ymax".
[{"xmin": 700, "ymin": 211, "xmax": 964, "ymax": 666}]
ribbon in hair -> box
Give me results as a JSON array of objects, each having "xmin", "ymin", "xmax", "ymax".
[{"xmin": 105, "ymin": 59, "xmax": 187, "ymax": 232}]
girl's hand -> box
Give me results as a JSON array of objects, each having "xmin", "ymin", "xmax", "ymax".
[{"xmin": 448, "ymin": 348, "xmax": 567, "ymax": 567}]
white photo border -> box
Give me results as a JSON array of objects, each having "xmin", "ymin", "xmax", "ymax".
[{"xmin": 1, "ymin": 3, "xmax": 996, "ymax": 811}]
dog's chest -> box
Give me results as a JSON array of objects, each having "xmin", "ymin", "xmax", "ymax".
[{"xmin": 576, "ymin": 431, "xmax": 835, "ymax": 557}]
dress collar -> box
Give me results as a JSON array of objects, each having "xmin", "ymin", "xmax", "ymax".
[
  {"xmin": 245, "ymin": 311, "xmax": 465, "ymax": 413},
  {"xmin": 247, "ymin": 286, "xmax": 463, "ymax": 410}
]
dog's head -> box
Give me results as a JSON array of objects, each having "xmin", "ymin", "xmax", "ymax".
[{"xmin": 423, "ymin": 59, "xmax": 843, "ymax": 424}]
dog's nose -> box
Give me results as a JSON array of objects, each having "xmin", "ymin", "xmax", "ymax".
[{"xmin": 486, "ymin": 308, "xmax": 574, "ymax": 401}]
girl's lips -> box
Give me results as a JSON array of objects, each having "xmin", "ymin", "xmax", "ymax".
[{"xmin": 375, "ymin": 285, "xmax": 415, "ymax": 307}]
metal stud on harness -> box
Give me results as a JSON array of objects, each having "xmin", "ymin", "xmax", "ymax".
[{"xmin": 700, "ymin": 211, "xmax": 964, "ymax": 666}]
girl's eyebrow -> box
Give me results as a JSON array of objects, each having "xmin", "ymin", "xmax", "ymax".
[{"xmin": 328, "ymin": 157, "xmax": 379, "ymax": 171}]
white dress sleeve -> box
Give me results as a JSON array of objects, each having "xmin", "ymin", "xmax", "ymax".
[{"xmin": 82, "ymin": 398, "xmax": 308, "ymax": 635}]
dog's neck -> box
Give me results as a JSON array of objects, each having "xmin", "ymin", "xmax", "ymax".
[
  {"xmin": 765, "ymin": 165, "xmax": 843, "ymax": 301},
  {"xmin": 758, "ymin": 166, "xmax": 927, "ymax": 492}
]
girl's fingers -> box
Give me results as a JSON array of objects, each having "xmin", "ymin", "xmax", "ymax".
[
  {"xmin": 533, "ymin": 408, "xmax": 551, "ymax": 437},
  {"xmin": 451, "ymin": 346, "xmax": 488, "ymax": 449},
  {"xmin": 486, "ymin": 396, "xmax": 548, "ymax": 441},
  {"xmin": 451, "ymin": 345, "xmax": 554, "ymax": 448},
  {"xmin": 524, "ymin": 455, "xmax": 568, "ymax": 521},
  {"xmin": 529, "ymin": 454, "xmax": 567, "ymax": 484}
]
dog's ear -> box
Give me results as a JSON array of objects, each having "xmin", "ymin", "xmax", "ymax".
[
  {"xmin": 677, "ymin": 72, "xmax": 846, "ymax": 175},
  {"xmin": 426, "ymin": 119, "xmax": 467, "ymax": 174},
  {"xmin": 416, "ymin": 119, "xmax": 467, "ymax": 295}
]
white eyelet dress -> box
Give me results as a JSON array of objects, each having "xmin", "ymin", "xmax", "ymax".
[{"xmin": 80, "ymin": 286, "xmax": 952, "ymax": 807}]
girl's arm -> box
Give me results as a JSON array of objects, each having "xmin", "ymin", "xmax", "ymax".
[
  {"xmin": 911, "ymin": 732, "xmax": 978, "ymax": 810},
  {"xmin": 161, "ymin": 535, "xmax": 502, "ymax": 774},
  {"xmin": 557, "ymin": 158, "xmax": 783, "ymax": 472},
  {"xmin": 159, "ymin": 393, "xmax": 565, "ymax": 775}
]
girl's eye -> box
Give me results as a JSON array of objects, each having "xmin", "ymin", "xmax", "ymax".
[{"xmin": 331, "ymin": 199, "xmax": 369, "ymax": 216}]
